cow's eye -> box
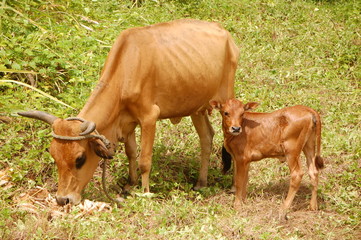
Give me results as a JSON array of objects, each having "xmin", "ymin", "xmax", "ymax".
[
  {"xmin": 224, "ymin": 111, "xmax": 229, "ymax": 116},
  {"xmin": 75, "ymin": 155, "xmax": 86, "ymax": 169}
]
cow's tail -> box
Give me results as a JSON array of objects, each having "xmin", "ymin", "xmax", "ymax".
[
  {"xmin": 313, "ymin": 112, "xmax": 324, "ymax": 170},
  {"xmin": 221, "ymin": 145, "xmax": 232, "ymax": 174}
]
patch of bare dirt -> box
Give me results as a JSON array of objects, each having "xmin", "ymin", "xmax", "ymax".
[{"xmin": 208, "ymin": 182, "xmax": 360, "ymax": 240}]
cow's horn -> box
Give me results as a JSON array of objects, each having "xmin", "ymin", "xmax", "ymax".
[
  {"xmin": 79, "ymin": 121, "xmax": 96, "ymax": 136},
  {"xmin": 18, "ymin": 110, "xmax": 58, "ymax": 125}
]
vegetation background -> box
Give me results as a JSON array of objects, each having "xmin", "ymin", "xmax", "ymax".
[{"xmin": 0, "ymin": 0, "xmax": 360, "ymax": 239}]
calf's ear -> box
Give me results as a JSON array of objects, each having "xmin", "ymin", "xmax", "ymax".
[
  {"xmin": 209, "ymin": 100, "xmax": 222, "ymax": 110},
  {"xmin": 90, "ymin": 139, "xmax": 114, "ymax": 159},
  {"xmin": 244, "ymin": 102, "xmax": 259, "ymax": 111}
]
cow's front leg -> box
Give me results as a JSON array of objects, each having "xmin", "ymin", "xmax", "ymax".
[
  {"xmin": 138, "ymin": 105, "xmax": 160, "ymax": 193},
  {"xmin": 234, "ymin": 158, "xmax": 250, "ymax": 210},
  {"xmin": 124, "ymin": 130, "xmax": 138, "ymax": 192}
]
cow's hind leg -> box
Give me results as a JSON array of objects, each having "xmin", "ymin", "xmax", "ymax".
[
  {"xmin": 124, "ymin": 130, "xmax": 138, "ymax": 192},
  {"xmin": 303, "ymin": 138, "xmax": 319, "ymax": 211},
  {"xmin": 191, "ymin": 113, "xmax": 214, "ymax": 190}
]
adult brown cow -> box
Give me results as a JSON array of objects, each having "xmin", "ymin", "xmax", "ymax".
[
  {"xmin": 210, "ymin": 98, "xmax": 324, "ymax": 220},
  {"xmin": 19, "ymin": 19, "xmax": 239, "ymax": 206}
]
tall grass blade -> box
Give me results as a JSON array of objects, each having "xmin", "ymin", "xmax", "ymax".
[
  {"xmin": 0, "ymin": 69, "xmax": 38, "ymax": 74},
  {"xmin": 0, "ymin": 80, "xmax": 76, "ymax": 110},
  {"xmin": 0, "ymin": 6, "xmax": 47, "ymax": 32}
]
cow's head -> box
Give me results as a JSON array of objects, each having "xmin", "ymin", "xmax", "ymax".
[
  {"xmin": 210, "ymin": 99, "xmax": 259, "ymax": 135},
  {"xmin": 18, "ymin": 111, "xmax": 114, "ymax": 206}
]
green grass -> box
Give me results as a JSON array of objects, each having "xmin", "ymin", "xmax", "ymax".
[{"xmin": 1, "ymin": 0, "xmax": 360, "ymax": 239}]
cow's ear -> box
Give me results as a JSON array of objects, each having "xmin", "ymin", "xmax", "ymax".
[
  {"xmin": 90, "ymin": 139, "xmax": 114, "ymax": 159},
  {"xmin": 209, "ymin": 100, "xmax": 222, "ymax": 110},
  {"xmin": 244, "ymin": 102, "xmax": 259, "ymax": 111}
]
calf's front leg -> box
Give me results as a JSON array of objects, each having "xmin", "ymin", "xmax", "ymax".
[{"xmin": 234, "ymin": 158, "xmax": 250, "ymax": 210}]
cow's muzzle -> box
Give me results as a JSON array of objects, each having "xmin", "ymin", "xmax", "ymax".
[
  {"xmin": 56, "ymin": 196, "xmax": 70, "ymax": 206},
  {"xmin": 55, "ymin": 192, "xmax": 81, "ymax": 206}
]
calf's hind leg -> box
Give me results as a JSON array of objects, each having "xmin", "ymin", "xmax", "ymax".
[
  {"xmin": 279, "ymin": 152, "xmax": 304, "ymax": 220},
  {"xmin": 303, "ymin": 139, "xmax": 320, "ymax": 211}
]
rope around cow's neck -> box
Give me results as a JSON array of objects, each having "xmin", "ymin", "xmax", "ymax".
[
  {"xmin": 101, "ymin": 157, "xmax": 123, "ymax": 207},
  {"xmin": 50, "ymin": 117, "xmax": 122, "ymax": 206}
]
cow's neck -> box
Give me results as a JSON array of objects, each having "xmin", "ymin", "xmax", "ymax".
[{"xmin": 77, "ymin": 79, "xmax": 123, "ymax": 143}]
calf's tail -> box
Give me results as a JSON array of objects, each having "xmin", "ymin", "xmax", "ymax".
[
  {"xmin": 315, "ymin": 156, "xmax": 324, "ymax": 170},
  {"xmin": 221, "ymin": 145, "xmax": 232, "ymax": 174},
  {"xmin": 313, "ymin": 112, "xmax": 325, "ymax": 170}
]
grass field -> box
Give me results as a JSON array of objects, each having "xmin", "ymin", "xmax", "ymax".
[{"xmin": 1, "ymin": 0, "xmax": 360, "ymax": 239}]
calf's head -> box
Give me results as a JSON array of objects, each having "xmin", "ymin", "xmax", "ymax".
[
  {"xmin": 18, "ymin": 111, "xmax": 114, "ymax": 206},
  {"xmin": 210, "ymin": 99, "xmax": 259, "ymax": 135}
]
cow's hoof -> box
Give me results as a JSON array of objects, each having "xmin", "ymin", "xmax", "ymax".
[
  {"xmin": 278, "ymin": 210, "xmax": 288, "ymax": 223},
  {"xmin": 227, "ymin": 185, "xmax": 236, "ymax": 193},
  {"xmin": 193, "ymin": 185, "xmax": 204, "ymax": 191},
  {"xmin": 193, "ymin": 180, "xmax": 207, "ymax": 190},
  {"xmin": 123, "ymin": 184, "xmax": 132, "ymax": 193}
]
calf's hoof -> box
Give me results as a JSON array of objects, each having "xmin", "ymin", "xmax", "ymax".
[
  {"xmin": 310, "ymin": 202, "xmax": 318, "ymax": 211},
  {"xmin": 234, "ymin": 199, "xmax": 243, "ymax": 211}
]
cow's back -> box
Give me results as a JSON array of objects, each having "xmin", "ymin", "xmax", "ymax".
[{"xmin": 101, "ymin": 19, "xmax": 239, "ymax": 119}]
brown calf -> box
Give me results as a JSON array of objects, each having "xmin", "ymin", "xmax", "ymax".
[{"xmin": 210, "ymin": 98, "xmax": 324, "ymax": 220}]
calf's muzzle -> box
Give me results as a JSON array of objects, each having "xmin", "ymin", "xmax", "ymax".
[{"xmin": 230, "ymin": 126, "xmax": 241, "ymax": 135}]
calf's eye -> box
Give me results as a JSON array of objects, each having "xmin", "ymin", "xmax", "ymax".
[
  {"xmin": 75, "ymin": 155, "xmax": 86, "ymax": 169},
  {"xmin": 224, "ymin": 111, "xmax": 229, "ymax": 116}
]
